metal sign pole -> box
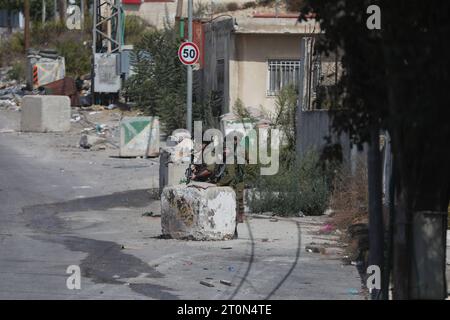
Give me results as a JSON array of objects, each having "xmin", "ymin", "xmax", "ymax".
[{"xmin": 186, "ymin": 0, "xmax": 193, "ymax": 134}]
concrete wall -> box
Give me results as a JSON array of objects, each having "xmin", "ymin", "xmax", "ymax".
[
  {"xmin": 296, "ymin": 109, "xmax": 351, "ymax": 163},
  {"xmin": 229, "ymin": 33, "xmax": 303, "ymax": 114}
]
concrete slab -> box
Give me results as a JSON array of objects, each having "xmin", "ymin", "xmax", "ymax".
[
  {"xmin": 161, "ymin": 183, "xmax": 236, "ymax": 240},
  {"xmin": 20, "ymin": 95, "xmax": 71, "ymax": 132},
  {"xmin": 119, "ymin": 116, "xmax": 159, "ymax": 157}
]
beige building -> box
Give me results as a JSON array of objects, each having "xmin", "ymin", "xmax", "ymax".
[{"xmin": 200, "ymin": 14, "xmax": 320, "ymax": 116}]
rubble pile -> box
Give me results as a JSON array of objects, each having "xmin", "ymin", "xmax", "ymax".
[{"xmin": 0, "ymin": 67, "xmax": 26, "ymax": 111}]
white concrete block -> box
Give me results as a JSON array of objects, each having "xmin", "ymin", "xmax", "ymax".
[
  {"xmin": 161, "ymin": 183, "xmax": 236, "ymax": 240},
  {"xmin": 159, "ymin": 148, "xmax": 189, "ymax": 194},
  {"xmin": 21, "ymin": 95, "xmax": 71, "ymax": 132},
  {"xmin": 119, "ymin": 116, "xmax": 160, "ymax": 157}
]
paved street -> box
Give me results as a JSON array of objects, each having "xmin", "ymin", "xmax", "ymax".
[{"xmin": 0, "ymin": 109, "xmax": 364, "ymax": 299}]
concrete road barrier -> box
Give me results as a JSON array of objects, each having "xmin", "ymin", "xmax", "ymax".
[
  {"xmin": 159, "ymin": 148, "xmax": 190, "ymax": 194},
  {"xmin": 161, "ymin": 183, "xmax": 236, "ymax": 240},
  {"xmin": 20, "ymin": 95, "xmax": 71, "ymax": 132},
  {"xmin": 119, "ymin": 116, "xmax": 160, "ymax": 157}
]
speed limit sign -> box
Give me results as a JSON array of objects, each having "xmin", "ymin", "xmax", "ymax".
[{"xmin": 178, "ymin": 41, "xmax": 200, "ymax": 65}]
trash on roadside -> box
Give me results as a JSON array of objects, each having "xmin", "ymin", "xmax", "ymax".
[
  {"xmin": 0, "ymin": 99, "xmax": 19, "ymax": 111},
  {"xmin": 227, "ymin": 266, "xmax": 235, "ymax": 272},
  {"xmin": 41, "ymin": 77, "xmax": 79, "ymax": 106},
  {"xmin": 220, "ymin": 280, "xmax": 232, "ymax": 286},
  {"xmin": 107, "ymin": 103, "xmax": 118, "ymax": 110},
  {"xmin": 319, "ymin": 224, "xmax": 334, "ymax": 234},
  {"xmin": 200, "ymin": 280, "xmax": 214, "ymax": 287},
  {"xmin": 269, "ymin": 218, "xmax": 279, "ymax": 222},
  {"xmin": 71, "ymin": 114, "xmax": 81, "ymax": 122},
  {"xmin": 95, "ymin": 123, "xmax": 108, "ymax": 134},
  {"xmin": 347, "ymin": 288, "xmax": 359, "ymax": 295},
  {"xmin": 142, "ymin": 211, "xmax": 154, "ymax": 217},
  {"xmin": 0, "ymin": 128, "xmax": 15, "ymax": 133},
  {"xmin": 305, "ymin": 245, "xmax": 325, "ymax": 254},
  {"xmin": 79, "ymin": 134, "xmax": 107, "ymax": 149}
]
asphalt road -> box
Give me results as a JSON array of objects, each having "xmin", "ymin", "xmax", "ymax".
[{"xmin": 0, "ymin": 109, "xmax": 364, "ymax": 300}]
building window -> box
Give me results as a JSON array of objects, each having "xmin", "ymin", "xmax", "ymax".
[{"xmin": 267, "ymin": 59, "xmax": 301, "ymax": 96}]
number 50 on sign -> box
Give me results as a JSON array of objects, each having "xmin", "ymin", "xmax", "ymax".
[{"xmin": 178, "ymin": 42, "xmax": 200, "ymax": 65}]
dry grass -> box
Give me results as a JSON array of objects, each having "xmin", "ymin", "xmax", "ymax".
[{"xmin": 329, "ymin": 158, "xmax": 368, "ymax": 230}]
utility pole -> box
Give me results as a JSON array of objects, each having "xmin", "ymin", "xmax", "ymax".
[
  {"xmin": 80, "ymin": 0, "xmax": 85, "ymax": 29},
  {"xmin": 24, "ymin": 0, "xmax": 30, "ymax": 52},
  {"xmin": 58, "ymin": 0, "xmax": 66, "ymax": 23},
  {"xmin": 42, "ymin": 0, "xmax": 47, "ymax": 24},
  {"xmin": 367, "ymin": 125, "xmax": 384, "ymax": 299},
  {"xmin": 186, "ymin": 0, "xmax": 193, "ymax": 134}
]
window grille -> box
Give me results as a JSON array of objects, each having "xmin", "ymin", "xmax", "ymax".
[{"xmin": 267, "ymin": 60, "xmax": 301, "ymax": 96}]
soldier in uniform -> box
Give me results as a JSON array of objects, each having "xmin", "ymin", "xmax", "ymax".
[{"xmin": 189, "ymin": 137, "xmax": 245, "ymax": 238}]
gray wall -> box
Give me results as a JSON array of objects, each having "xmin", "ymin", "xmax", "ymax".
[
  {"xmin": 296, "ymin": 109, "xmax": 352, "ymax": 164},
  {"xmin": 199, "ymin": 18, "xmax": 234, "ymax": 115}
]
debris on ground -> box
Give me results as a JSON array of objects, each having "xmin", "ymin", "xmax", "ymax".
[
  {"xmin": 200, "ymin": 280, "xmax": 215, "ymax": 287},
  {"xmin": 319, "ymin": 224, "xmax": 335, "ymax": 234},
  {"xmin": 142, "ymin": 211, "xmax": 154, "ymax": 217},
  {"xmin": 220, "ymin": 280, "xmax": 232, "ymax": 286},
  {"xmin": 305, "ymin": 245, "xmax": 326, "ymax": 254},
  {"xmin": 79, "ymin": 134, "xmax": 107, "ymax": 150},
  {"xmin": 0, "ymin": 129, "xmax": 15, "ymax": 133},
  {"xmin": 71, "ymin": 114, "xmax": 81, "ymax": 122},
  {"xmin": 347, "ymin": 288, "xmax": 360, "ymax": 295}
]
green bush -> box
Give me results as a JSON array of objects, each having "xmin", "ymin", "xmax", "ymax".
[
  {"xmin": 246, "ymin": 150, "xmax": 333, "ymax": 216},
  {"xmin": 6, "ymin": 61, "xmax": 26, "ymax": 82},
  {"xmin": 124, "ymin": 15, "xmax": 152, "ymax": 45},
  {"xmin": 55, "ymin": 37, "xmax": 91, "ymax": 77},
  {"xmin": 125, "ymin": 28, "xmax": 187, "ymax": 133},
  {"xmin": 0, "ymin": 32, "xmax": 24, "ymax": 67},
  {"xmin": 31, "ymin": 20, "xmax": 67, "ymax": 45}
]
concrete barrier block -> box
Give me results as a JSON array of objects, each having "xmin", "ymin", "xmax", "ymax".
[
  {"xmin": 161, "ymin": 183, "xmax": 236, "ymax": 240},
  {"xmin": 159, "ymin": 148, "xmax": 189, "ymax": 194},
  {"xmin": 120, "ymin": 116, "xmax": 160, "ymax": 157},
  {"xmin": 21, "ymin": 95, "xmax": 71, "ymax": 132}
]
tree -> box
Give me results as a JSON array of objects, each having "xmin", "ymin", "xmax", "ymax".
[
  {"xmin": 0, "ymin": 0, "xmax": 58, "ymax": 27},
  {"xmin": 125, "ymin": 28, "xmax": 187, "ymax": 133},
  {"xmin": 300, "ymin": 0, "xmax": 450, "ymax": 299}
]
